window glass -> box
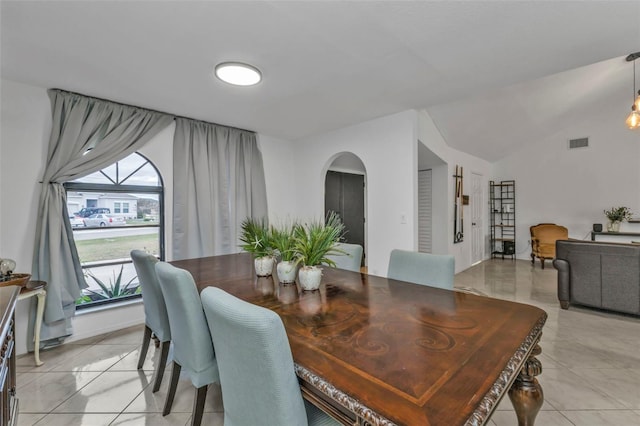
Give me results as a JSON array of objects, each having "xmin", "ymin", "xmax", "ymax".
[{"xmin": 65, "ymin": 152, "xmax": 163, "ymax": 309}]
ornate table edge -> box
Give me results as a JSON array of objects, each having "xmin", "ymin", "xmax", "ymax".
[
  {"xmin": 295, "ymin": 363, "xmax": 397, "ymax": 426},
  {"xmin": 464, "ymin": 312, "xmax": 547, "ymax": 426}
]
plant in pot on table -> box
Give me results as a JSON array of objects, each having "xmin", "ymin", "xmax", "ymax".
[
  {"xmin": 604, "ymin": 206, "xmax": 632, "ymax": 232},
  {"xmin": 293, "ymin": 212, "xmax": 346, "ymax": 291},
  {"xmin": 271, "ymin": 222, "xmax": 299, "ymax": 284},
  {"xmin": 239, "ymin": 218, "xmax": 276, "ymax": 277}
]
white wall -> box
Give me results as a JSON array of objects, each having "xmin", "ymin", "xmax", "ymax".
[
  {"xmin": 417, "ymin": 111, "xmax": 493, "ymax": 272},
  {"xmin": 293, "ymin": 111, "xmax": 417, "ymax": 276},
  {"xmin": 493, "ymin": 114, "xmax": 640, "ymax": 259}
]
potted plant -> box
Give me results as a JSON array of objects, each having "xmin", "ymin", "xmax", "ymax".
[
  {"xmin": 239, "ymin": 218, "xmax": 275, "ymax": 276},
  {"xmin": 271, "ymin": 222, "xmax": 299, "ymax": 283},
  {"xmin": 293, "ymin": 212, "xmax": 345, "ymax": 291},
  {"xmin": 604, "ymin": 206, "xmax": 632, "ymax": 232}
]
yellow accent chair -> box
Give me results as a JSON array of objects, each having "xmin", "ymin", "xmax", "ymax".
[{"xmin": 530, "ymin": 223, "xmax": 568, "ymax": 269}]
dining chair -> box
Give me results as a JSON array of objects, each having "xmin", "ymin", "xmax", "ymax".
[
  {"xmin": 200, "ymin": 287, "xmax": 339, "ymax": 426},
  {"xmin": 130, "ymin": 250, "xmax": 171, "ymax": 393},
  {"xmin": 326, "ymin": 242, "xmax": 363, "ymax": 272},
  {"xmin": 155, "ymin": 262, "xmax": 219, "ymax": 426},
  {"xmin": 387, "ymin": 249, "xmax": 455, "ymax": 290}
]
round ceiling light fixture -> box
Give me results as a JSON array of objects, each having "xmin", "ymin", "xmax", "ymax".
[{"xmin": 214, "ymin": 62, "xmax": 262, "ymax": 86}]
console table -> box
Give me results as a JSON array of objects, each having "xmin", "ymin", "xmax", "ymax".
[
  {"xmin": 591, "ymin": 231, "xmax": 640, "ymax": 241},
  {"xmin": 17, "ymin": 281, "xmax": 46, "ymax": 367}
]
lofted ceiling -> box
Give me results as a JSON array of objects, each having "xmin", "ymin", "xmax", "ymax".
[{"xmin": 2, "ymin": 1, "xmax": 639, "ymax": 161}]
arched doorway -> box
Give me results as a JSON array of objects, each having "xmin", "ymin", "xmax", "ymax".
[{"xmin": 324, "ymin": 153, "xmax": 367, "ymax": 266}]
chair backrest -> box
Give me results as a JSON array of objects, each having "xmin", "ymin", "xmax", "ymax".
[
  {"xmin": 530, "ymin": 224, "xmax": 569, "ymax": 256},
  {"xmin": 200, "ymin": 287, "xmax": 308, "ymax": 426},
  {"xmin": 326, "ymin": 242, "xmax": 363, "ymax": 272},
  {"xmin": 130, "ymin": 250, "xmax": 170, "ymax": 342},
  {"xmin": 155, "ymin": 262, "xmax": 218, "ymax": 388},
  {"xmin": 387, "ymin": 249, "xmax": 455, "ymax": 290}
]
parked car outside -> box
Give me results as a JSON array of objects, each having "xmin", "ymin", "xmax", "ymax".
[
  {"xmin": 75, "ymin": 207, "xmax": 111, "ymax": 218},
  {"xmin": 69, "ymin": 215, "xmax": 85, "ymax": 228},
  {"xmin": 83, "ymin": 214, "xmax": 126, "ymax": 227}
]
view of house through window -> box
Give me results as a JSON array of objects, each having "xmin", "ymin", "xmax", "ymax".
[{"xmin": 65, "ymin": 152, "xmax": 164, "ymax": 309}]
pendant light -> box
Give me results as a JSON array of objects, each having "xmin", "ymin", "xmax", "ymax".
[{"xmin": 625, "ymin": 52, "xmax": 640, "ymax": 130}]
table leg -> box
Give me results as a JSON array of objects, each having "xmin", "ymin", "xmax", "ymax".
[
  {"xmin": 34, "ymin": 290, "xmax": 45, "ymax": 367},
  {"xmin": 508, "ymin": 343, "xmax": 543, "ymax": 426}
]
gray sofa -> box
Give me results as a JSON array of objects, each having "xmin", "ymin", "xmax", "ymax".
[{"xmin": 553, "ymin": 239, "xmax": 640, "ymax": 315}]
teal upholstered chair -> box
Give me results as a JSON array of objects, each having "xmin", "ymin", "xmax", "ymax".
[
  {"xmin": 326, "ymin": 242, "xmax": 363, "ymax": 273},
  {"xmin": 155, "ymin": 262, "xmax": 219, "ymax": 426},
  {"xmin": 130, "ymin": 250, "xmax": 170, "ymax": 393},
  {"xmin": 200, "ymin": 287, "xmax": 339, "ymax": 426},
  {"xmin": 387, "ymin": 249, "xmax": 455, "ymax": 290}
]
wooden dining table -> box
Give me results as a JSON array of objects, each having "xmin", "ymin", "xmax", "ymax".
[{"xmin": 171, "ymin": 253, "xmax": 546, "ymax": 426}]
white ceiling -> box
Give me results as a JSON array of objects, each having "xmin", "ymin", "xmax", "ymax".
[{"xmin": 2, "ymin": 1, "xmax": 639, "ymax": 161}]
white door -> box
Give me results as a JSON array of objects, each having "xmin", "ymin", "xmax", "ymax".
[{"xmin": 471, "ymin": 172, "xmax": 484, "ymax": 264}]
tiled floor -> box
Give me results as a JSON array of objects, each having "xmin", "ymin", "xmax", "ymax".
[{"xmin": 15, "ymin": 259, "xmax": 640, "ymax": 425}]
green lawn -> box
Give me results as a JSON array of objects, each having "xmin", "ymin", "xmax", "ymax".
[{"xmin": 76, "ymin": 234, "xmax": 159, "ymax": 263}]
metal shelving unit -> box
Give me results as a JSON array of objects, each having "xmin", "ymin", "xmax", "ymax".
[{"xmin": 490, "ymin": 180, "xmax": 515, "ymax": 259}]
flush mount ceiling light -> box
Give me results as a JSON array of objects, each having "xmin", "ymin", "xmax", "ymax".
[
  {"xmin": 214, "ymin": 62, "xmax": 262, "ymax": 86},
  {"xmin": 625, "ymin": 52, "xmax": 640, "ymax": 130}
]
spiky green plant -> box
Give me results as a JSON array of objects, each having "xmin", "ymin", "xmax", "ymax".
[
  {"xmin": 293, "ymin": 211, "xmax": 346, "ymax": 267},
  {"xmin": 271, "ymin": 222, "xmax": 299, "ymax": 262},
  {"xmin": 84, "ymin": 265, "xmax": 139, "ymax": 300},
  {"xmin": 239, "ymin": 217, "xmax": 275, "ymax": 258}
]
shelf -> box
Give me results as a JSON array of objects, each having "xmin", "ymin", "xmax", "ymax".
[{"xmin": 489, "ymin": 180, "xmax": 516, "ymax": 260}]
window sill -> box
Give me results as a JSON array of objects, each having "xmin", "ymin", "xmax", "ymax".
[{"xmin": 75, "ymin": 297, "xmax": 143, "ymax": 316}]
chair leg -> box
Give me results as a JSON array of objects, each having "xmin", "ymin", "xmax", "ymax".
[
  {"xmin": 137, "ymin": 325, "xmax": 152, "ymax": 370},
  {"xmin": 540, "ymin": 258, "xmax": 545, "ymax": 269},
  {"xmin": 191, "ymin": 385, "xmax": 208, "ymax": 426},
  {"xmin": 163, "ymin": 361, "xmax": 182, "ymax": 416},
  {"xmin": 152, "ymin": 341, "xmax": 171, "ymax": 393}
]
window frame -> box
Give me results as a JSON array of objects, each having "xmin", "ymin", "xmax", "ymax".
[{"xmin": 64, "ymin": 152, "xmax": 165, "ymax": 310}]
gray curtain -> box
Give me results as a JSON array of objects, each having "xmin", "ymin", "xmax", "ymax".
[
  {"xmin": 172, "ymin": 118, "xmax": 268, "ymax": 260},
  {"xmin": 31, "ymin": 89, "xmax": 174, "ymax": 347}
]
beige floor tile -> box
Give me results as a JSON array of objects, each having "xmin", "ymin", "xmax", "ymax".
[
  {"xmin": 198, "ymin": 412, "xmax": 224, "ymax": 426},
  {"xmin": 124, "ymin": 377, "xmax": 222, "ymax": 414},
  {"xmin": 50, "ymin": 343, "xmax": 138, "ymax": 372},
  {"xmin": 574, "ymin": 368, "xmax": 640, "ymax": 409},
  {"xmin": 17, "ymin": 344, "xmax": 92, "ymax": 373},
  {"xmin": 95, "ymin": 324, "xmax": 145, "ymax": 346},
  {"xmin": 490, "ymin": 410, "xmax": 573, "ymax": 426},
  {"xmin": 110, "ymin": 412, "xmax": 191, "ymax": 426},
  {"xmin": 17, "ymin": 371, "xmax": 102, "ymax": 413},
  {"xmin": 107, "ymin": 344, "xmax": 171, "ymax": 373},
  {"xmin": 560, "ymin": 409, "xmax": 640, "ymax": 425},
  {"xmin": 16, "ymin": 413, "xmax": 45, "ymax": 425},
  {"xmin": 32, "ymin": 413, "xmax": 118, "ymax": 425},
  {"xmin": 53, "ymin": 371, "xmax": 152, "ymax": 413}
]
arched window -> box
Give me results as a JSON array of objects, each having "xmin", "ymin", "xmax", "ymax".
[{"xmin": 64, "ymin": 152, "xmax": 164, "ymax": 309}]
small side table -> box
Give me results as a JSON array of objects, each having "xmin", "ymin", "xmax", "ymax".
[{"xmin": 18, "ymin": 280, "xmax": 46, "ymax": 367}]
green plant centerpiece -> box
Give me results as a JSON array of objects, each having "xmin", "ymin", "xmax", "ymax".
[
  {"xmin": 604, "ymin": 206, "xmax": 632, "ymax": 232},
  {"xmin": 239, "ymin": 218, "xmax": 275, "ymax": 277},
  {"xmin": 293, "ymin": 212, "xmax": 345, "ymax": 291},
  {"xmin": 271, "ymin": 222, "xmax": 299, "ymax": 283}
]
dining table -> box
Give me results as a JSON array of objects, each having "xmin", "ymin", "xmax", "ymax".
[{"xmin": 171, "ymin": 253, "xmax": 546, "ymax": 426}]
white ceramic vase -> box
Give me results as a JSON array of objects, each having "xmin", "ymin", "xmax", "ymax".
[
  {"xmin": 298, "ymin": 266, "xmax": 323, "ymax": 291},
  {"xmin": 276, "ymin": 260, "xmax": 297, "ymax": 283},
  {"xmin": 254, "ymin": 256, "xmax": 274, "ymax": 277},
  {"xmin": 607, "ymin": 221, "xmax": 621, "ymax": 232}
]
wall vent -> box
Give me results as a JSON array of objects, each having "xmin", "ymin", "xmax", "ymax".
[{"xmin": 568, "ymin": 137, "xmax": 589, "ymax": 149}]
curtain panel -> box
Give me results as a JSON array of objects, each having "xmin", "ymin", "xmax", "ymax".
[
  {"xmin": 172, "ymin": 118, "xmax": 268, "ymax": 260},
  {"xmin": 31, "ymin": 89, "xmax": 174, "ymax": 347}
]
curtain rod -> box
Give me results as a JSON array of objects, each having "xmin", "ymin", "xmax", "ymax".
[{"xmin": 50, "ymin": 88, "xmax": 256, "ymax": 134}]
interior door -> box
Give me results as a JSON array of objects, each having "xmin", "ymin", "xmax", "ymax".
[
  {"xmin": 418, "ymin": 169, "xmax": 432, "ymax": 253},
  {"xmin": 325, "ymin": 171, "xmax": 365, "ymax": 263},
  {"xmin": 471, "ymin": 172, "xmax": 484, "ymax": 264}
]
